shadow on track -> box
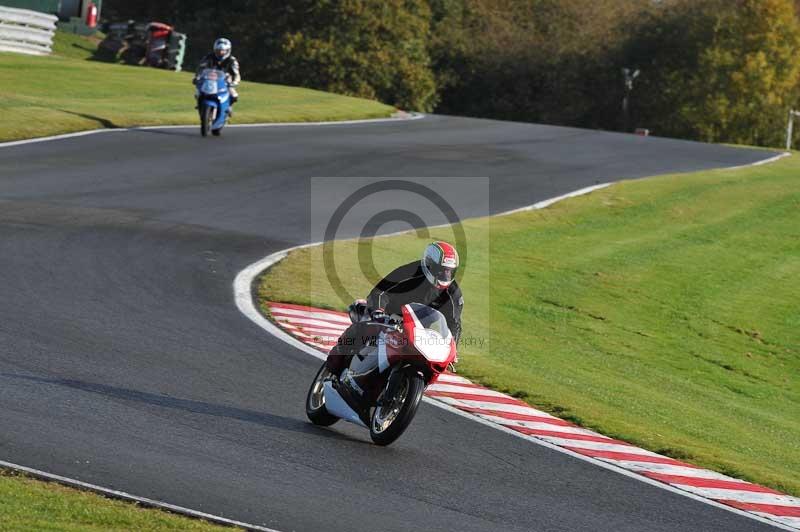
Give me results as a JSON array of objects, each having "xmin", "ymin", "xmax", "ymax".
[
  {"xmin": 2, "ymin": 373, "xmax": 349, "ymax": 441},
  {"xmin": 130, "ymin": 128, "xmax": 199, "ymax": 138}
]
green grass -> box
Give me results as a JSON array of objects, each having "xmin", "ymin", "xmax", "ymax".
[
  {"xmin": 0, "ymin": 469, "xmax": 234, "ymax": 531},
  {"xmin": 260, "ymin": 154, "xmax": 800, "ymax": 496},
  {"xmin": 49, "ymin": 30, "xmax": 106, "ymax": 61},
  {"xmin": 0, "ymin": 32, "xmax": 395, "ymax": 142}
]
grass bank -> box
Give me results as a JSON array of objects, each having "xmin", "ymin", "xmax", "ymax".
[
  {"xmin": 260, "ymin": 155, "xmax": 800, "ymax": 496},
  {"xmin": 0, "ymin": 32, "xmax": 395, "ymax": 142},
  {"xmin": 0, "ymin": 469, "xmax": 233, "ymax": 531}
]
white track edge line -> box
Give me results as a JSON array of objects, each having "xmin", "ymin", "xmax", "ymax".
[
  {"xmin": 234, "ymin": 150, "xmax": 795, "ymax": 531},
  {"xmin": 235, "ymin": 244, "xmax": 327, "ymax": 364},
  {"xmin": 0, "ymin": 128, "xmax": 129, "ymax": 148},
  {"xmin": 493, "ymin": 151, "xmax": 791, "ymax": 218},
  {"xmin": 0, "ymin": 459, "xmax": 282, "ymax": 532},
  {"xmin": 0, "ymin": 112, "xmax": 425, "ymax": 149},
  {"xmin": 306, "ymin": 149, "xmax": 786, "ymax": 244},
  {"xmin": 335, "ymin": 182, "xmax": 615, "ymax": 243},
  {"xmin": 496, "ymin": 183, "xmax": 613, "ymax": 217},
  {"xmin": 722, "ymin": 151, "xmax": 791, "ymax": 171}
]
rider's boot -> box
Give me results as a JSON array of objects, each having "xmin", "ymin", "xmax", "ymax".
[{"xmin": 228, "ymin": 94, "xmax": 238, "ymax": 117}]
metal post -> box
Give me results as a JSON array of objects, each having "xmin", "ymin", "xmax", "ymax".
[
  {"xmin": 787, "ymin": 109, "xmax": 798, "ymax": 151},
  {"xmin": 622, "ymin": 68, "xmax": 640, "ymax": 133}
]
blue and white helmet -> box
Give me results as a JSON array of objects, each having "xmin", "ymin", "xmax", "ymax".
[{"xmin": 213, "ymin": 38, "xmax": 232, "ymax": 60}]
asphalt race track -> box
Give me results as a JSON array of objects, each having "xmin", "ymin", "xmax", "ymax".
[{"xmin": 0, "ymin": 115, "xmax": 781, "ymax": 531}]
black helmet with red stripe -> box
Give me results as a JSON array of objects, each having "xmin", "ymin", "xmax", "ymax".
[{"xmin": 421, "ymin": 241, "xmax": 459, "ymax": 290}]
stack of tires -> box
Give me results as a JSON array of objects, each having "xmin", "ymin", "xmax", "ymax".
[
  {"xmin": 165, "ymin": 31, "xmax": 186, "ymax": 72},
  {"xmin": 98, "ymin": 21, "xmax": 186, "ymax": 71}
]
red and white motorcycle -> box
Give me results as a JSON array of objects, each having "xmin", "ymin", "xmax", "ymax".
[{"xmin": 305, "ymin": 303, "xmax": 457, "ymax": 446}]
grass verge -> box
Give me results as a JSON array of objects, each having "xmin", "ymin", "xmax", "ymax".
[
  {"xmin": 0, "ymin": 32, "xmax": 395, "ymax": 142},
  {"xmin": 259, "ymin": 155, "xmax": 800, "ymax": 496},
  {"xmin": 0, "ymin": 468, "xmax": 234, "ymax": 531}
]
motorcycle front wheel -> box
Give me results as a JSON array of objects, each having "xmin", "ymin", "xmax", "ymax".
[
  {"xmin": 200, "ymin": 105, "xmax": 213, "ymax": 137},
  {"xmin": 306, "ymin": 362, "xmax": 339, "ymax": 426},
  {"xmin": 370, "ymin": 367, "xmax": 425, "ymax": 446}
]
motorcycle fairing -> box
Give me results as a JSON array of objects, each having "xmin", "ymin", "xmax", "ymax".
[
  {"xmin": 400, "ymin": 304, "xmax": 456, "ymax": 371},
  {"xmin": 197, "ymin": 68, "xmax": 231, "ymax": 130},
  {"xmin": 378, "ymin": 333, "xmax": 390, "ymax": 372},
  {"xmin": 406, "ymin": 310, "xmax": 451, "ymax": 363},
  {"xmin": 322, "ymin": 381, "xmax": 367, "ymax": 428}
]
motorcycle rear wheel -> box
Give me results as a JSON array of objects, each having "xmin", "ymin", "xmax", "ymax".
[
  {"xmin": 200, "ymin": 105, "xmax": 213, "ymax": 137},
  {"xmin": 306, "ymin": 362, "xmax": 339, "ymax": 426},
  {"xmin": 369, "ymin": 367, "xmax": 425, "ymax": 446}
]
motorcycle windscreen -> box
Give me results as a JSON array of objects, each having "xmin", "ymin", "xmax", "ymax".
[
  {"xmin": 198, "ymin": 68, "xmax": 226, "ymax": 95},
  {"xmin": 404, "ymin": 303, "xmax": 452, "ymax": 363}
]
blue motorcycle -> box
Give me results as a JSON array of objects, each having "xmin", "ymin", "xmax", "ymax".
[{"xmin": 195, "ymin": 68, "xmax": 231, "ymax": 137}]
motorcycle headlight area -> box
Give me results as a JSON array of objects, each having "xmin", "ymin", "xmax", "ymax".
[
  {"xmin": 202, "ymin": 81, "xmax": 219, "ymax": 94},
  {"xmin": 413, "ymin": 328, "xmax": 452, "ymax": 362}
]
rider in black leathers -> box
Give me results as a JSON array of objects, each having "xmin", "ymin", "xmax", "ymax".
[
  {"xmin": 194, "ymin": 38, "xmax": 241, "ymax": 107},
  {"xmin": 325, "ymin": 242, "xmax": 463, "ymax": 374}
]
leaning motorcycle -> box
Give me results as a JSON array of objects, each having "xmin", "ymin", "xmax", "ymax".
[
  {"xmin": 195, "ymin": 68, "xmax": 231, "ymax": 137},
  {"xmin": 306, "ymin": 303, "xmax": 457, "ymax": 446}
]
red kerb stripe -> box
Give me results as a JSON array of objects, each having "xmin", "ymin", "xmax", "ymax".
[
  {"xmin": 564, "ymin": 447, "xmax": 698, "ymax": 468},
  {"xmin": 425, "ymin": 391, "xmax": 529, "ymax": 406},
  {"xmin": 643, "ymin": 473, "xmax": 784, "ymax": 494},
  {"xmin": 434, "ymin": 382, "xmax": 494, "ymax": 390},
  {"xmin": 454, "ymin": 405, "xmax": 574, "ymax": 426},
  {"xmin": 513, "ymin": 427, "xmax": 631, "ymax": 445},
  {"xmin": 269, "ymin": 302, "xmax": 347, "ymax": 317},
  {"xmin": 718, "ymin": 500, "xmax": 800, "ymax": 517},
  {"xmin": 270, "ymin": 311, "xmax": 349, "ymax": 325}
]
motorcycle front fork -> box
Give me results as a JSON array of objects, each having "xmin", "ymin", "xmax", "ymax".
[{"xmin": 377, "ymin": 366, "xmax": 404, "ymax": 407}]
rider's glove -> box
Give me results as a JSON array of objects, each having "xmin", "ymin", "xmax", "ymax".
[
  {"xmin": 348, "ymin": 299, "xmax": 368, "ymax": 323},
  {"xmin": 370, "ymin": 308, "xmax": 388, "ymax": 322}
]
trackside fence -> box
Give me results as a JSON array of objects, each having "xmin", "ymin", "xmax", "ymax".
[{"xmin": 0, "ymin": 5, "xmax": 57, "ymax": 56}]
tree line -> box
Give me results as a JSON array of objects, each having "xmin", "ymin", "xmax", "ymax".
[{"xmin": 103, "ymin": 0, "xmax": 800, "ymax": 148}]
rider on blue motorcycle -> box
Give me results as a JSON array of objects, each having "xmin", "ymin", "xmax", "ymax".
[
  {"xmin": 194, "ymin": 38, "xmax": 241, "ymax": 110},
  {"xmin": 325, "ymin": 241, "xmax": 464, "ymax": 375}
]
